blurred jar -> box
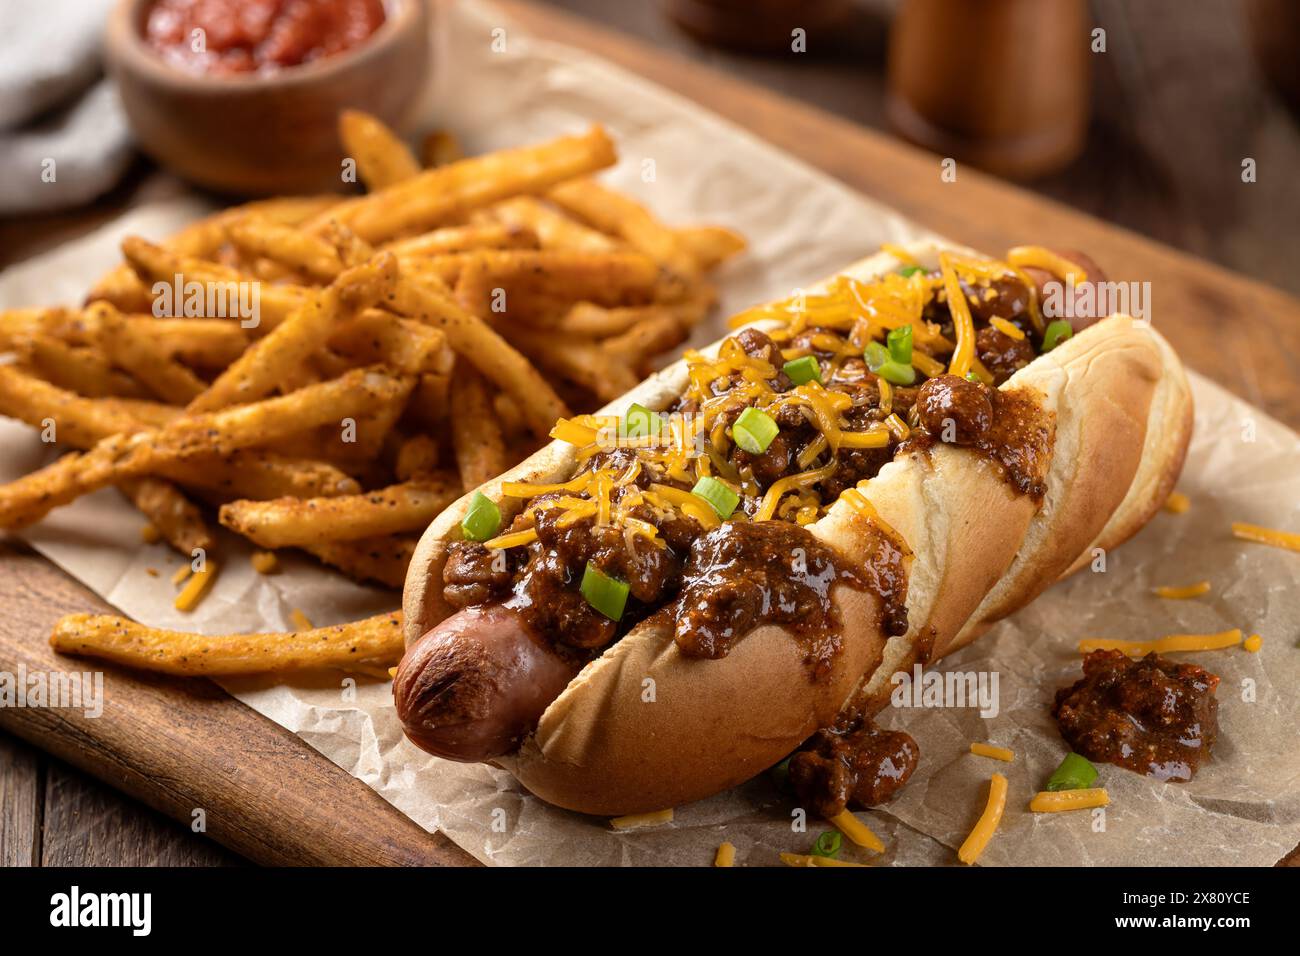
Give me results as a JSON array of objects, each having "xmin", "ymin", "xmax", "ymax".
[
  {"xmin": 661, "ymin": 0, "xmax": 853, "ymax": 54},
  {"xmin": 886, "ymin": 0, "xmax": 1090, "ymax": 179}
]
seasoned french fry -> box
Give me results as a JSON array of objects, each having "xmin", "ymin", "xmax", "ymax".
[
  {"xmin": 340, "ymin": 109, "xmax": 423, "ymax": 190},
  {"xmin": 121, "ymin": 236, "xmax": 308, "ymax": 331},
  {"xmin": 137, "ymin": 317, "xmax": 250, "ymax": 368},
  {"xmin": 481, "ymin": 196, "xmax": 617, "ymax": 252},
  {"xmin": 675, "ymin": 224, "xmax": 747, "ymax": 270},
  {"xmin": 555, "ymin": 302, "xmax": 670, "ymax": 337},
  {"xmin": 118, "ymin": 477, "xmax": 213, "ymax": 555},
  {"xmin": 0, "ymin": 367, "xmax": 406, "ymax": 528},
  {"xmin": 314, "ymin": 125, "xmax": 617, "ymax": 242},
  {"xmin": 303, "ymin": 536, "xmax": 417, "ymax": 588},
  {"xmin": 225, "ymin": 215, "xmax": 345, "ymax": 282},
  {"xmin": 450, "ymin": 365, "xmax": 506, "ymax": 489},
  {"xmin": 186, "ymin": 254, "xmax": 398, "ymax": 412},
  {"xmin": 602, "ymin": 313, "xmax": 688, "ymax": 365},
  {"xmin": 329, "ymin": 309, "xmax": 447, "ymax": 375},
  {"xmin": 394, "ymin": 433, "xmax": 440, "ymax": 480},
  {"xmin": 511, "ymin": 327, "xmax": 640, "ymax": 402},
  {"xmin": 0, "ymin": 365, "xmax": 172, "ymax": 447},
  {"xmin": 420, "ymin": 128, "xmax": 463, "ymax": 168},
  {"xmin": 96, "ymin": 303, "xmax": 208, "ymax": 404},
  {"xmin": 218, "ymin": 473, "xmax": 460, "ymax": 548},
  {"xmin": 383, "ymin": 223, "xmax": 539, "ymax": 257},
  {"xmin": 391, "ymin": 276, "xmax": 569, "ymax": 437},
  {"xmin": 155, "ymin": 451, "xmax": 360, "ymax": 500},
  {"xmin": 549, "ymin": 178, "xmax": 699, "ymax": 277},
  {"xmin": 15, "ymin": 334, "xmax": 147, "ymax": 399},
  {"xmin": 50, "ymin": 610, "xmax": 405, "ymax": 675},
  {"xmin": 452, "ymin": 249, "xmax": 660, "ymax": 323}
]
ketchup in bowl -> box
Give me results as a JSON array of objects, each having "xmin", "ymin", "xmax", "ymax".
[{"xmin": 144, "ymin": 0, "xmax": 387, "ymax": 75}]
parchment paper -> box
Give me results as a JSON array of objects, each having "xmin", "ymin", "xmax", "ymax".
[{"xmin": 1, "ymin": 0, "xmax": 1296, "ymax": 866}]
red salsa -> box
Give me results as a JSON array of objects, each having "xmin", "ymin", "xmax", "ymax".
[{"xmin": 144, "ymin": 0, "xmax": 387, "ymax": 76}]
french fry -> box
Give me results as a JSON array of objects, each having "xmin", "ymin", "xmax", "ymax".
[
  {"xmin": 450, "ymin": 365, "xmax": 507, "ymax": 489},
  {"xmin": 510, "ymin": 327, "xmax": 640, "ymax": 402},
  {"xmin": 675, "ymin": 224, "xmax": 747, "ymax": 270},
  {"xmin": 391, "ymin": 276, "xmax": 569, "ymax": 437},
  {"xmin": 303, "ymin": 536, "xmax": 417, "ymax": 589},
  {"xmin": 340, "ymin": 109, "xmax": 423, "ymax": 190},
  {"xmin": 50, "ymin": 610, "xmax": 405, "ymax": 676},
  {"xmin": 451, "ymin": 249, "xmax": 660, "ymax": 323},
  {"xmin": 549, "ymin": 178, "xmax": 699, "ymax": 277},
  {"xmin": 0, "ymin": 365, "xmax": 172, "ymax": 448},
  {"xmin": 602, "ymin": 313, "xmax": 689, "ymax": 365},
  {"xmin": 225, "ymin": 214, "xmax": 345, "ymax": 282},
  {"xmin": 121, "ymin": 236, "xmax": 309, "ymax": 331},
  {"xmin": 329, "ymin": 309, "xmax": 447, "ymax": 375},
  {"xmin": 0, "ymin": 367, "xmax": 406, "ymax": 528},
  {"xmin": 383, "ymin": 223, "xmax": 539, "ymax": 257},
  {"xmin": 95, "ymin": 303, "xmax": 208, "ymax": 404},
  {"xmin": 480, "ymin": 196, "xmax": 617, "ymax": 252},
  {"xmin": 315, "ymin": 125, "xmax": 618, "ymax": 242},
  {"xmin": 138, "ymin": 317, "xmax": 250, "ymax": 368},
  {"xmin": 186, "ymin": 254, "xmax": 398, "ymax": 413},
  {"xmin": 118, "ymin": 477, "xmax": 214, "ymax": 555},
  {"xmin": 15, "ymin": 334, "xmax": 147, "ymax": 399},
  {"xmin": 218, "ymin": 473, "xmax": 461, "ymax": 548},
  {"xmin": 555, "ymin": 302, "xmax": 671, "ymax": 337},
  {"xmin": 394, "ymin": 433, "xmax": 440, "ymax": 480},
  {"xmin": 154, "ymin": 451, "xmax": 360, "ymax": 500}
]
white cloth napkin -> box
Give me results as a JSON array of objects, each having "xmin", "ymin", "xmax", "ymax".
[{"xmin": 0, "ymin": 0, "xmax": 133, "ymax": 215}]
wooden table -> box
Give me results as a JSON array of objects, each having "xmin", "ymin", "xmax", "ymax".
[{"xmin": 2, "ymin": 0, "xmax": 1298, "ymax": 867}]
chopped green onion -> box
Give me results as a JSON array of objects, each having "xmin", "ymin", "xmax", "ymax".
[
  {"xmin": 732, "ymin": 406, "xmax": 779, "ymax": 454},
  {"xmin": 965, "ymin": 370, "xmax": 981, "ymax": 383},
  {"xmin": 1041, "ymin": 320, "xmax": 1074, "ymax": 353},
  {"xmin": 898, "ymin": 265, "xmax": 925, "ymax": 278},
  {"xmin": 887, "ymin": 325, "xmax": 913, "ymax": 365},
  {"xmin": 782, "ymin": 355, "xmax": 822, "ymax": 386},
  {"xmin": 460, "ymin": 491, "xmax": 501, "ymax": 542},
  {"xmin": 691, "ymin": 475, "xmax": 739, "ymax": 519},
  {"xmin": 580, "ymin": 562, "xmax": 629, "ymax": 622},
  {"xmin": 624, "ymin": 402, "xmax": 663, "ymax": 439},
  {"xmin": 866, "ymin": 342, "xmax": 917, "ymax": 386},
  {"xmin": 812, "ymin": 830, "xmax": 843, "ymax": 859},
  {"xmin": 1046, "ymin": 752, "xmax": 1099, "ymax": 792}
]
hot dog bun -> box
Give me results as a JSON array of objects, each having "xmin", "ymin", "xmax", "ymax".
[{"xmin": 402, "ymin": 241, "xmax": 1193, "ymax": 815}]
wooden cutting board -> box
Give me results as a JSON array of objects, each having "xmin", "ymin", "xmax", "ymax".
[{"xmin": 2, "ymin": 0, "xmax": 1297, "ymax": 867}]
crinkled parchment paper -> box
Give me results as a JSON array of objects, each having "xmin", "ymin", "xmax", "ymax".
[{"xmin": 1, "ymin": 0, "xmax": 1296, "ymax": 866}]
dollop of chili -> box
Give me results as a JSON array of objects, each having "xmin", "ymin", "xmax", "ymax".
[
  {"xmin": 1052, "ymin": 650, "xmax": 1220, "ymax": 782},
  {"xmin": 788, "ymin": 717, "xmax": 920, "ymax": 817},
  {"xmin": 144, "ymin": 0, "xmax": 387, "ymax": 76}
]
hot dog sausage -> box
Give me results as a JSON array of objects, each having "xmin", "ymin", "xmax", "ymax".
[{"xmin": 393, "ymin": 604, "xmax": 581, "ymax": 762}]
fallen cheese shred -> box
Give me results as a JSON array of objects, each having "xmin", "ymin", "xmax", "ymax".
[
  {"xmin": 957, "ymin": 772, "xmax": 1008, "ymax": 865},
  {"xmin": 1029, "ymin": 788, "xmax": 1109, "ymax": 813},
  {"xmin": 970, "ymin": 742, "xmax": 1014, "ymax": 762},
  {"xmin": 1078, "ymin": 628, "xmax": 1242, "ymax": 656}
]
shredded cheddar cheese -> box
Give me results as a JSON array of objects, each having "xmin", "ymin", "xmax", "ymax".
[
  {"xmin": 290, "ymin": 609, "xmax": 313, "ymax": 631},
  {"xmin": 989, "ymin": 317, "xmax": 1025, "ymax": 341},
  {"xmin": 174, "ymin": 562, "xmax": 217, "ymax": 612},
  {"xmin": 1232, "ymin": 521, "xmax": 1300, "ymax": 553},
  {"xmin": 171, "ymin": 563, "xmax": 193, "ymax": 586},
  {"xmin": 251, "ymin": 551, "xmax": 280, "ymax": 574},
  {"xmin": 714, "ymin": 842, "xmax": 736, "ymax": 867},
  {"xmin": 1078, "ymin": 628, "xmax": 1243, "ymax": 656},
  {"xmin": 939, "ymin": 253, "xmax": 976, "ymax": 379},
  {"xmin": 1243, "ymin": 633, "xmax": 1263, "ymax": 653},
  {"xmin": 970, "ymin": 742, "xmax": 1015, "ymax": 763},
  {"xmin": 957, "ymin": 773, "xmax": 1008, "ymax": 865},
  {"xmin": 1151, "ymin": 581, "xmax": 1211, "ymax": 600},
  {"xmin": 1029, "ymin": 788, "xmax": 1109, "ymax": 813},
  {"xmin": 829, "ymin": 810, "xmax": 885, "ymax": 852},
  {"xmin": 1006, "ymin": 246, "xmax": 1088, "ymax": 282},
  {"xmin": 1163, "ymin": 491, "xmax": 1191, "ymax": 514},
  {"xmin": 610, "ymin": 808, "xmax": 674, "ymax": 830},
  {"xmin": 484, "ymin": 528, "xmax": 538, "ymax": 550},
  {"xmin": 140, "ymin": 523, "xmax": 161, "ymax": 544}
]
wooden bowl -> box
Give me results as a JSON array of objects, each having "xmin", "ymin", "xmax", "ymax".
[{"xmin": 105, "ymin": 0, "xmax": 431, "ymax": 197}]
